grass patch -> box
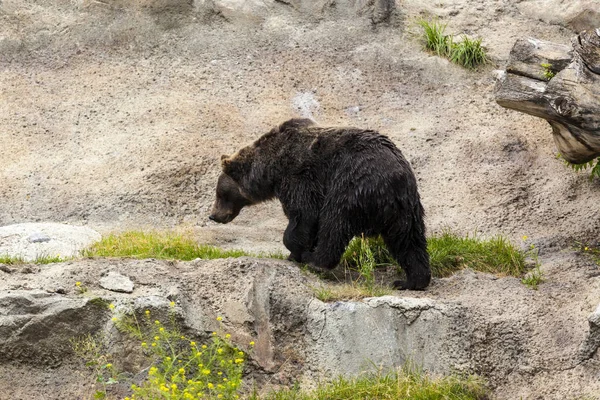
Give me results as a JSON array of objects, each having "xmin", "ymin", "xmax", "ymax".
[
  {"xmin": 83, "ymin": 230, "xmax": 258, "ymax": 261},
  {"xmin": 251, "ymin": 365, "xmax": 487, "ymax": 400},
  {"xmin": 317, "ymin": 232, "xmax": 530, "ymax": 301},
  {"xmin": 313, "ymin": 283, "xmax": 393, "ymax": 302},
  {"xmin": 418, "ymin": 19, "xmax": 487, "ymax": 69},
  {"xmin": 0, "ymin": 254, "xmax": 65, "ymax": 265},
  {"xmin": 340, "ymin": 232, "xmax": 528, "ymax": 278},
  {"xmin": 428, "ymin": 232, "xmax": 527, "ymax": 277}
]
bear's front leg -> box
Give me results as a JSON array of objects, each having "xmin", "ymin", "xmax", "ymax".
[{"xmin": 283, "ymin": 213, "xmax": 318, "ymax": 263}]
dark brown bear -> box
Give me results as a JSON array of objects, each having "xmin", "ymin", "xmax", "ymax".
[{"xmin": 209, "ymin": 119, "xmax": 431, "ymax": 290}]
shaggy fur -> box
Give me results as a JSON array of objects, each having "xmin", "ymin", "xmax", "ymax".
[{"xmin": 209, "ymin": 118, "xmax": 431, "ymax": 290}]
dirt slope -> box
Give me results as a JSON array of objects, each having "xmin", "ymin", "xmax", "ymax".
[{"xmin": 1, "ymin": 0, "xmax": 600, "ymax": 398}]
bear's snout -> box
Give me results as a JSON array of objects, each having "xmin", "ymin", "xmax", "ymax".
[{"xmin": 208, "ymin": 211, "xmax": 235, "ymax": 224}]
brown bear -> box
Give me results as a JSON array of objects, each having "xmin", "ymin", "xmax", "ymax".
[{"xmin": 209, "ymin": 118, "xmax": 431, "ymax": 290}]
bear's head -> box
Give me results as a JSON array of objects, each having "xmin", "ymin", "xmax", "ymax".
[{"xmin": 208, "ymin": 172, "xmax": 252, "ymax": 224}]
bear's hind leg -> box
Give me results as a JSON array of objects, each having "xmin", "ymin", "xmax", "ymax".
[{"xmin": 382, "ymin": 231, "xmax": 431, "ymax": 290}]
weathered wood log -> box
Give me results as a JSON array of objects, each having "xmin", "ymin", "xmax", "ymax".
[{"xmin": 495, "ymin": 29, "xmax": 600, "ymax": 164}]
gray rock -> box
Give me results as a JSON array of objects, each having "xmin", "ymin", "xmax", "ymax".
[
  {"xmin": 27, "ymin": 232, "xmax": 51, "ymax": 243},
  {"xmin": 0, "ymin": 290, "xmax": 109, "ymax": 366},
  {"xmin": 579, "ymin": 304, "xmax": 600, "ymax": 360},
  {"xmin": 305, "ymin": 296, "xmax": 465, "ymax": 376},
  {"xmin": 100, "ymin": 271, "xmax": 135, "ymax": 293}
]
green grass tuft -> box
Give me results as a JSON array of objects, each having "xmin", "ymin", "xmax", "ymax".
[
  {"xmin": 252, "ymin": 365, "xmax": 487, "ymax": 400},
  {"xmin": 428, "ymin": 232, "xmax": 527, "ymax": 277},
  {"xmin": 418, "ymin": 19, "xmax": 487, "ymax": 69},
  {"xmin": 449, "ymin": 36, "xmax": 487, "ymax": 69},
  {"xmin": 418, "ymin": 19, "xmax": 452, "ymax": 57},
  {"xmin": 0, "ymin": 254, "xmax": 65, "ymax": 265},
  {"xmin": 83, "ymin": 230, "xmax": 257, "ymax": 261},
  {"xmin": 340, "ymin": 232, "xmax": 527, "ymax": 278}
]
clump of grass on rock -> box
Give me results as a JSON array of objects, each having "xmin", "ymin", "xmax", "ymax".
[
  {"xmin": 315, "ymin": 231, "xmax": 528, "ymax": 301},
  {"xmin": 341, "ymin": 231, "xmax": 527, "ymax": 279}
]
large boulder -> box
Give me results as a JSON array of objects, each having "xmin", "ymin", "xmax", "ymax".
[{"xmin": 0, "ymin": 223, "xmax": 101, "ymax": 262}]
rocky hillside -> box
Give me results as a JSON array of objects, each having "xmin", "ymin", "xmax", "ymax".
[{"xmin": 1, "ymin": 0, "xmax": 600, "ymax": 399}]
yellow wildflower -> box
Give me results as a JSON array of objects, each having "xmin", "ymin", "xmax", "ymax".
[
  {"xmin": 145, "ymin": 310, "xmax": 150, "ymax": 315},
  {"xmin": 75, "ymin": 281, "xmax": 81, "ymax": 286},
  {"xmin": 202, "ymin": 369, "xmax": 211, "ymax": 375},
  {"xmin": 108, "ymin": 303, "xmax": 115, "ymax": 310},
  {"xmin": 207, "ymin": 383, "xmax": 214, "ymax": 389},
  {"xmin": 216, "ymin": 316, "xmax": 223, "ymax": 321},
  {"xmin": 249, "ymin": 341, "xmax": 255, "ymax": 346},
  {"xmin": 225, "ymin": 334, "xmax": 231, "ymax": 339},
  {"xmin": 170, "ymin": 301, "xmax": 176, "ymax": 307}
]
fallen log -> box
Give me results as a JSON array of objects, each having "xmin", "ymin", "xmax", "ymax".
[{"xmin": 495, "ymin": 29, "xmax": 600, "ymax": 164}]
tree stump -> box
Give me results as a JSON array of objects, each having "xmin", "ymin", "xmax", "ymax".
[{"xmin": 495, "ymin": 29, "xmax": 600, "ymax": 164}]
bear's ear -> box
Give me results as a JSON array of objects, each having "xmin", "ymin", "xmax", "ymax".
[
  {"xmin": 221, "ymin": 155, "xmax": 246, "ymax": 182},
  {"xmin": 220, "ymin": 154, "xmax": 231, "ymax": 168}
]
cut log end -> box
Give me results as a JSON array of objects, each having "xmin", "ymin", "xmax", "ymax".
[{"xmin": 495, "ymin": 29, "xmax": 600, "ymax": 164}]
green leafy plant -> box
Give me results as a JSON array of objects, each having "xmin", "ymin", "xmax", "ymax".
[
  {"xmin": 575, "ymin": 241, "xmax": 600, "ymax": 268},
  {"xmin": 117, "ymin": 306, "xmax": 249, "ymax": 400},
  {"xmin": 540, "ymin": 63, "xmax": 555, "ymax": 80},
  {"xmin": 71, "ymin": 333, "xmax": 119, "ymax": 399},
  {"xmin": 251, "ymin": 364, "xmax": 487, "ymax": 400},
  {"xmin": 520, "ymin": 236, "xmax": 544, "ymax": 290},
  {"xmin": 75, "ymin": 280, "xmax": 88, "ymax": 294},
  {"xmin": 74, "ymin": 301, "xmax": 252, "ymax": 400},
  {"xmin": 557, "ymin": 153, "xmax": 600, "ymax": 181}
]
